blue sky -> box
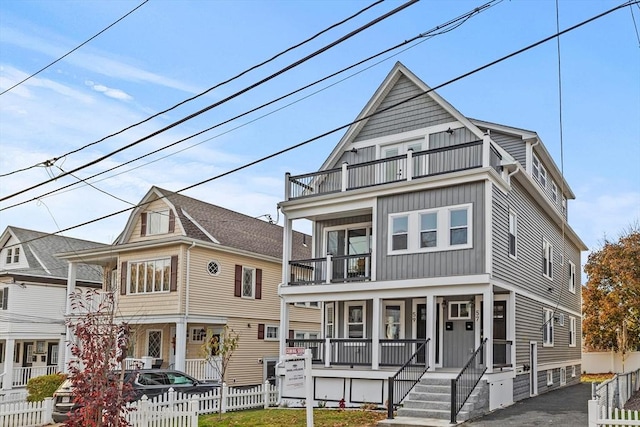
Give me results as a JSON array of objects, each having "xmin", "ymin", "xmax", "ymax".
[{"xmin": 1, "ymin": 0, "xmax": 639, "ymax": 268}]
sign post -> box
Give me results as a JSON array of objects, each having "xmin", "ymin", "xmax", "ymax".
[{"xmin": 284, "ymin": 347, "xmax": 313, "ymax": 427}]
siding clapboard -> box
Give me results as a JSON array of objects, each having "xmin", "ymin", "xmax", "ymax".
[{"xmin": 489, "ymin": 131, "xmax": 527, "ymax": 166}]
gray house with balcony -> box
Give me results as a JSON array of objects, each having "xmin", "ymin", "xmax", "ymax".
[{"xmin": 276, "ymin": 62, "xmax": 586, "ymax": 421}]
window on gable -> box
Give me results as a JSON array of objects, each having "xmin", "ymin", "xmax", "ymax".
[
  {"xmin": 569, "ymin": 317, "xmax": 576, "ymax": 347},
  {"xmin": 242, "ymin": 267, "xmax": 255, "ymax": 298},
  {"xmin": 147, "ymin": 210, "xmax": 170, "ymax": 235},
  {"xmin": 542, "ymin": 239, "xmax": 553, "ymax": 279},
  {"xmin": 391, "ymin": 216, "xmax": 408, "ymax": 251},
  {"xmin": 13, "ymin": 248, "xmax": 19, "ymax": 263},
  {"xmin": 345, "ymin": 302, "xmax": 365, "ymax": 338},
  {"xmin": 508, "ymin": 210, "xmax": 517, "ymax": 258},
  {"xmin": 532, "ymin": 154, "xmax": 547, "ymax": 188},
  {"xmin": 543, "ymin": 308, "xmax": 554, "ymax": 346},
  {"xmin": 5, "ymin": 248, "xmax": 12, "ymax": 264},
  {"xmin": 568, "ymin": 262, "xmax": 576, "ymax": 293}
]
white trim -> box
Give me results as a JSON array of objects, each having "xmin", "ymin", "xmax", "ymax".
[
  {"xmin": 536, "ymin": 359, "xmax": 582, "ymax": 371},
  {"xmin": 508, "ymin": 209, "xmax": 517, "ymax": 260},
  {"xmin": 568, "ymin": 261, "xmax": 576, "ymax": 294},
  {"xmin": 241, "ymin": 266, "xmax": 256, "ymax": 299},
  {"xmin": 560, "ymin": 366, "xmax": 566, "ymax": 385},
  {"xmin": 265, "ymin": 324, "xmax": 280, "ymax": 341},
  {"xmin": 323, "ymin": 222, "xmax": 372, "ymax": 256},
  {"xmin": 448, "ymin": 301, "xmax": 471, "ymax": 320},
  {"xmin": 181, "ymin": 208, "xmax": 220, "ymax": 244},
  {"xmin": 571, "ymin": 365, "xmax": 576, "ymax": 378},
  {"xmin": 355, "ymin": 122, "xmax": 463, "ymax": 152},
  {"xmin": 207, "ymin": 259, "xmax": 221, "ymax": 276},
  {"xmin": 146, "ymin": 329, "xmax": 163, "ymax": 359},
  {"xmin": 371, "ymin": 202, "xmax": 378, "ymax": 282},
  {"xmin": 546, "ymin": 370, "xmax": 553, "ymax": 386},
  {"xmin": 543, "ymin": 308, "xmax": 554, "ymax": 347},
  {"xmin": 569, "ymin": 316, "xmax": 577, "ymax": 347},
  {"xmin": 490, "ymin": 278, "xmax": 581, "ymax": 317},
  {"xmin": 382, "ymin": 300, "xmax": 405, "ymax": 339},
  {"xmin": 411, "ymin": 298, "xmax": 426, "ymax": 340},
  {"xmin": 542, "ymin": 238, "xmax": 553, "ymax": 280},
  {"xmin": 344, "ymin": 301, "xmax": 366, "ymax": 339},
  {"xmin": 485, "ymin": 182, "xmax": 493, "ymax": 275},
  {"xmin": 324, "ymin": 302, "xmax": 335, "ymax": 339}
]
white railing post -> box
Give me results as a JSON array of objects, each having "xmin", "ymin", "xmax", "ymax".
[
  {"xmin": 406, "ymin": 149, "xmax": 413, "ymax": 181},
  {"xmin": 482, "ymin": 134, "xmax": 491, "ymax": 168},
  {"xmin": 285, "ymin": 172, "xmax": 291, "ymax": 200},
  {"xmin": 264, "ymin": 380, "xmax": 270, "ymax": 409},
  {"xmin": 139, "ymin": 395, "xmax": 150, "ymax": 427},
  {"xmin": 587, "ymin": 399, "xmax": 598, "ymax": 427},
  {"xmin": 326, "ymin": 254, "xmax": 333, "ymax": 284},
  {"xmin": 189, "ymin": 397, "xmax": 199, "ymax": 427},
  {"xmin": 221, "ymin": 382, "xmax": 228, "ymax": 414},
  {"xmin": 324, "ymin": 338, "xmax": 331, "ymax": 368},
  {"xmin": 341, "ymin": 162, "xmax": 348, "ymax": 192}
]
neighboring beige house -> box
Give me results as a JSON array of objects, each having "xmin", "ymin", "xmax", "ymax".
[
  {"xmin": 0, "ymin": 226, "xmax": 104, "ymax": 392},
  {"xmin": 58, "ymin": 186, "xmax": 319, "ymax": 386}
]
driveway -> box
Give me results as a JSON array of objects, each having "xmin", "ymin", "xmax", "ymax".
[{"xmin": 463, "ymin": 382, "xmax": 591, "ymax": 426}]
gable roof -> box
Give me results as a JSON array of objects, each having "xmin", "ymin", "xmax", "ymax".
[
  {"xmin": 118, "ymin": 187, "xmax": 310, "ymax": 261},
  {"xmin": 0, "ymin": 226, "xmax": 105, "ymax": 283},
  {"xmin": 320, "ymin": 62, "xmax": 488, "ymax": 171}
]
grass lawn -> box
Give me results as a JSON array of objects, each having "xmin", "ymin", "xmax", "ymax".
[{"xmin": 198, "ymin": 408, "xmax": 388, "ymax": 426}]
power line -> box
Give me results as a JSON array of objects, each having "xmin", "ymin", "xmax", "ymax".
[
  {"xmin": 0, "ymin": 0, "xmax": 384, "ymax": 179},
  {"xmin": 0, "ymin": 1, "xmax": 149, "ymax": 98},
  {"xmin": 1, "ymin": 0, "xmax": 496, "ymax": 212},
  {"xmin": 0, "ymin": 0, "xmax": 418, "ymax": 203},
  {"xmin": 10, "ymin": 0, "xmax": 635, "ymax": 248}
]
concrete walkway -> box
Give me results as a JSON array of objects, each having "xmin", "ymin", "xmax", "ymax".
[
  {"xmin": 379, "ymin": 383, "xmax": 591, "ymax": 427},
  {"xmin": 463, "ymin": 382, "xmax": 592, "ymax": 426}
]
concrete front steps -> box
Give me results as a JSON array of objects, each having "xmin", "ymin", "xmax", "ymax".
[{"xmin": 394, "ymin": 376, "xmax": 489, "ymax": 423}]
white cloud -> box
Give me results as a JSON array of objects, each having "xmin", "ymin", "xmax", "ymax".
[{"xmin": 85, "ymin": 80, "xmax": 133, "ymax": 101}]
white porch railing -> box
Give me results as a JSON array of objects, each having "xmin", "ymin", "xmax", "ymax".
[
  {"xmin": 0, "ymin": 397, "xmax": 53, "ymax": 426},
  {"xmin": 12, "ymin": 365, "xmax": 58, "ymax": 388},
  {"xmin": 184, "ymin": 358, "xmax": 221, "ymax": 382}
]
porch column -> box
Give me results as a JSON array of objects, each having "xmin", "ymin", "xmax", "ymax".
[
  {"xmin": 281, "ymin": 214, "xmax": 292, "ymax": 286},
  {"xmin": 278, "ymin": 297, "xmax": 290, "ymax": 357},
  {"xmin": 371, "ymin": 297, "xmax": 380, "ymax": 370},
  {"xmin": 64, "ymin": 262, "xmax": 78, "ymax": 373},
  {"xmin": 426, "ymin": 294, "xmax": 436, "ymax": 371},
  {"xmin": 508, "ymin": 291, "xmax": 516, "ymax": 369},
  {"xmin": 57, "ymin": 335, "xmax": 66, "ymax": 373},
  {"xmin": 2, "ymin": 338, "xmax": 15, "ymax": 390},
  {"xmin": 483, "ymin": 287, "xmax": 494, "ymax": 373},
  {"xmin": 482, "ymin": 133, "xmax": 491, "ymax": 167},
  {"xmin": 174, "ymin": 320, "xmax": 187, "ymax": 372}
]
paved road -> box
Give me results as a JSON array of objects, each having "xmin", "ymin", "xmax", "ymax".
[{"xmin": 463, "ymin": 383, "xmax": 591, "ymax": 426}]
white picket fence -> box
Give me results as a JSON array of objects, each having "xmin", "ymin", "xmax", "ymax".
[
  {"xmin": 589, "ymin": 368, "xmax": 640, "ymax": 427},
  {"xmin": 0, "ymin": 381, "xmax": 278, "ymax": 427},
  {"xmin": 0, "ymin": 398, "xmax": 53, "ymax": 427}
]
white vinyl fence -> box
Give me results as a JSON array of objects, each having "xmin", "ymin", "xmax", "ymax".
[
  {"xmin": 588, "ymin": 368, "xmax": 640, "ymax": 427},
  {"xmin": 0, "ymin": 398, "xmax": 53, "ymax": 427},
  {"xmin": 0, "ymin": 381, "xmax": 278, "ymax": 427}
]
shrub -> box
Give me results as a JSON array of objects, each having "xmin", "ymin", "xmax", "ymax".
[{"xmin": 26, "ymin": 372, "xmax": 67, "ymax": 402}]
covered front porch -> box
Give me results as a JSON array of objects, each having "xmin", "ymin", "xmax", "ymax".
[{"xmin": 1, "ymin": 337, "xmax": 65, "ymax": 390}]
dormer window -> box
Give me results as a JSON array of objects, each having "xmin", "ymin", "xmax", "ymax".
[
  {"xmin": 141, "ymin": 209, "xmax": 175, "ymax": 236},
  {"xmin": 532, "ymin": 154, "xmax": 547, "ymax": 188},
  {"xmin": 5, "ymin": 248, "xmax": 19, "ymax": 264}
]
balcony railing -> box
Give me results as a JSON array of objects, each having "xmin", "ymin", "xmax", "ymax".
[
  {"xmin": 289, "ymin": 253, "xmax": 371, "ymax": 286},
  {"xmin": 493, "ymin": 339, "xmax": 512, "ymax": 368},
  {"xmin": 286, "ymin": 140, "xmax": 486, "ymax": 200}
]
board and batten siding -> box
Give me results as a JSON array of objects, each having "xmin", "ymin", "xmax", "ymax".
[
  {"xmin": 488, "ymin": 131, "xmax": 527, "ymax": 167},
  {"xmin": 514, "ymin": 294, "xmax": 581, "ymax": 366},
  {"xmin": 329, "ymin": 146, "xmax": 377, "ymax": 170},
  {"xmin": 354, "ymin": 75, "xmax": 455, "ymax": 142},
  {"xmin": 491, "ymin": 182, "xmax": 581, "ymax": 312},
  {"xmin": 127, "ymin": 198, "xmax": 182, "ymax": 244},
  {"xmin": 376, "ymin": 182, "xmax": 485, "ymax": 281}
]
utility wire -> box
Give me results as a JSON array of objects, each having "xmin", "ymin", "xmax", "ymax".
[
  {"xmin": 1, "ymin": 0, "xmax": 497, "ymax": 212},
  {"xmin": 0, "ymin": 1, "xmax": 149, "ymax": 98},
  {"xmin": 630, "ymin": 2, "xmax": 640, "ymax": 46},
  {"xmin": 0, "ymin": 0, "xmax": 418, "ymax": 203},
  {"xmin": 0, "ymin": 0, "xmax": 384, "ymax": 179},
  {"xmin": 9, "ymin": 0, "xmax": 635, "ymax": 248}
]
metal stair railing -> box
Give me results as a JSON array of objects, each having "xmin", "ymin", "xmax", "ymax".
[
  {"xmin": 450, "ymin": 338, "xmax": 487, "ymax": 423},
  {"xmin": 386, "ymin": 339, "xmax": 430, "ymax": 419}
]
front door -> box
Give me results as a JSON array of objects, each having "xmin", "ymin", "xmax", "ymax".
[
  {"xmin": 443, "ymin": 300, "xmax": 475, "ymax": 368},
  {"xmin": 493, "ymin": 301, "xmax": 507, "ymax": 365}
]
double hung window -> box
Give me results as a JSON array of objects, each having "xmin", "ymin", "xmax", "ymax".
[
  {"xmin": 543, "ymin": 308, "xmax": 554, "ymax": 346},
  {"xmin": 569, "ymin": 317, "xmax": 576, "ymax": 347},
  {"xmin": 568, "ymin": 261, "xmax": 576, "ymax": 293},
  {"xmin": 147, "ymin": 210, "xmax": 169, "ymax": 235},
  {"xmin": 345, "ymin": 302, "xmax": 365, "ymax": 338},
  {"xmin": 543, "ymin": 239, "xmax": 553, "ymax": 279},
  {"xmin": 508, "ymin": 210, "xmax": 517, "ymax": 258}
]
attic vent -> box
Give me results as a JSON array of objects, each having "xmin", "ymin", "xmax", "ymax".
[{"xmin": 207, "ymin": 260, "xmax": 220, "ymax": 276}]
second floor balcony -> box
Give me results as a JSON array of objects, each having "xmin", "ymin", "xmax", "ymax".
[
  {"xmin": 285, "ymin": 140, "xmax": 502, "ymax": 201},
  {"xmin": 289, "ymin": 253, "xmax": 371, "ymax": 286}
]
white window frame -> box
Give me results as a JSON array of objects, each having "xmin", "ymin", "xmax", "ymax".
[
  {"xmin": 551, "ymin": 181, "xmax": 558, "ymax": 203},
  {"xmin": 448, "ymin": 301, "xmax": 471, "ymax": 320},
  {"xmin": 207, "ymin": 260, "xmax": 221, "ymax": 276},
  {"xmin": 391, "ymin": 215, "xmax": 409, "ymax": 251},
  {"xmin": 547, "ymin": 370, "xmax": 553, "ymax": 386},
  {"xmin": 344, "ymin": 301, "xmax": 366, "ymax": 339},
  {"xmin": 0, "ymin": 287, "xmax": 8, "ymax": 310},
  {"xmin": 241, "ymin": 266, "xmax": 255, "ymax": 299},
  {"xmin": 569, "ymin": 316, "xmax": 577, "ymax": 347},
  {"xmin": 419, "ymin": 211, "xmax": 438, "ymax": 249},
  {"xmin": 325, "ymin": 302, "xmax": 335, "ymax": 338},
  {"xmin": 543, "ymin": 308, "xmax": 554, "ymax": 347},
  {"xmin": 568, "ymin": 261, "xmax": 576, "ymax": 293},
  {"xmin": 388, "ymin": 203, "xmax": 472, "ymax": 254},
  {"xmin": 265, "ymin": 325, "xmax": 279, "ymax": 341},
  {"xmin": 190, "ymin": 327, "xmax": 206, "ymax": 343},
  {"xmin": 508, "ymin": 210, "xmax": 517, "ymax": 259},
  {"xmin": 5, "ymin": 248, "xmax": 12, "ymax": 264},
  {"xmin": 532, "ymin": 154, "xmax": 547, "ymax": 188},
  {"xmin": 128, "ymin": 258, "xmax": 171, "ymax": 294},
  {"xmin": 147, "ymin": 209, "xmax": 170, "ymax": 235},
  {"xmin": 13, "ymin": 248, "xmax": 19, "ymax": 263},
  {"xmin": 382, "ymin": 301, "xmax": 405, "ymax": 340},
  {"xmin": 560, "ymin": 367, "xmax": 566, "ymax": 385},
  {"xmin": 147, "ymin": 329, "xmax": 163, "ymax": 359},
  {"xmin": 542, "ymin": 239, "xmax": 553, "ymax": 280},
  {"xmin": 571, "ymin": 366, "xmax": 576, "ymax": 378}
]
